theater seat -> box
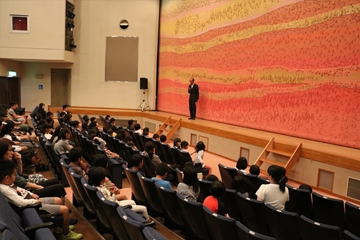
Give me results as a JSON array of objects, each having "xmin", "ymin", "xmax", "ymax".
[
  {"xmin": 197, "ymin": 178, "xmax": 212, "ymax": 203},
  {"xmin": 264, "ymin": 203, "xmax": 301, "ymax": 240},
  {"xmin": 123, "ymin": 165, "xmax": 147, "ymax": 205},
  {"xmin": 236, "ymin": 192, "xmax": 268, "ymax": 235},
  {"xmin": 236, "ymin": 221, "xmax": 276, "ymax": 240},
  {"xmin": 218, "ymin": 163, "xmax": 237, "ymax": 189},
  {"xmin": 203, "ymin": 206, "xmax": 238, "ymax": 240},
  {"xmin": 142, "ymin": 227, "xmax": 168, "ymax": 240},
  {"xmin": 344, "ymin": 230, "xmax": 360, "ymax": 240},
  {"xmin": 82, "ymin": 178, "xmax": 112, "ymax": 233},
  {"xmin": 285, "ymin": 184, "xmax": 312, "ymax": 218},
  {"xmin": 345, "ymin": 202, "xmax": 360, "ymax": 237},
  {"xmin": 220, "ymin": 189, "xmax": 241, "ymax": 221},
  {"xmin": 299, "ymin": 215, "xmax": 342, "ymax": 240},
  {"xmin": 155, "ymin": 182, "xmax": 185, "ymax": 229},
  {"xmin": 312, "ymin": 192, "xmax": 344, "ymax": 230},
  {"xmin": 176, "ymin": 193, "xmax": 211, "ymax": 240},
  {"xmin": 96, "ymin": 191, "xmax": 130, "ymax": 240},
  {"xmin": 0, "ymin": 192, "xmax": 55, "ymax": 240},
  {"xmin": 117, "ymin": 206, "xmax": 166, "ymax": 240},
  {"xmin": 137, "ymin": 172, "xmax": 163, "ymax": 216}
]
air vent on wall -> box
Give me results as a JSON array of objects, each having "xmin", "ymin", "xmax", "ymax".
[
  {"xmin": 347, "ymin": 177, "xmax": 360, "ymax": 201},
  {"xmin": 144, "ymin": 121, "xmax": 156, "ymax": 132}
]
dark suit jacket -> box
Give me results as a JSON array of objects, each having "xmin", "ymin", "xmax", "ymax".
[{"xmin": 188, "ymin": 83, "xmax": 199, "ymax": 102}]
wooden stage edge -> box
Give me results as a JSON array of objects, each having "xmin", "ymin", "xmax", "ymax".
[{"xmin": 49, "ymin": 106, "xmax": 360, "ymax": 173}]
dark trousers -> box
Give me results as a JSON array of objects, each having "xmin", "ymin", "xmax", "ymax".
[
  {"xmin": 33, "ymin": 178, "xmax": 66, "ymax": 198},
  {"xmin": 189, "ymin": 99, "xmax": 196, "ymax": 119}
]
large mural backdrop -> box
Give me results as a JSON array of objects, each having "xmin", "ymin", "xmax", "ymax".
[{"xmin": 157, "ymin": 0, "xmax": 360, "ymax": 149}]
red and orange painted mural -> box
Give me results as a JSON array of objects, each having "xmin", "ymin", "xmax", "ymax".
[{"xmin": 157, "ymin": 0, "xmax": 360, "ymax": 149}]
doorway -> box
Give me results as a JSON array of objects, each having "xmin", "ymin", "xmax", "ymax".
[
  {"xmin": 51, "ymin": 69, "xmax": 71, "ymax": 107},
  {"xmin": 0, "ymin": 77, "xmax": 21, "ymax": 105}
]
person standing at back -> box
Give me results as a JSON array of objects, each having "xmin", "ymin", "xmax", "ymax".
[{"xmin": 188, "ymin": 78, "xmax": 199, "ymax": 120}]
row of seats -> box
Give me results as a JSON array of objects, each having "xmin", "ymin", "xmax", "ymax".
[
  {"xmin": 125, "ymin": 163, "xmax": 360, "ymax": 240},
  {"xmin": 0, "ymin": 151, "xmax": 56, "ymax": 240},
  {"xmin": 101, "ymin": 130, "xmax": 193, "ymax": 171},
  {"xmin": 60, "ymin": 157, "xmax": 166, "ymax": 240},
  {"xmin": 218, "ymin": 163, "xmax": 360, "ymax": 238},
  {"xmin": 124, "ymin": 164, "xmax": 274, "ymax": 240},
  {"xmin": 0, "ymin": 192, "xmax": 56, "ymax": 240}
]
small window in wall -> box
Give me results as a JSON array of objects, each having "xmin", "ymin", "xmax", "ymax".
[
  {"xmin": 10, "ymin": 15, "xmax": 29, "ymax": 32},
  {"xmin": 317, "ymin": 169, "xmax": 334, "ymax": 191},
  {"xmin": 190, "ymin": 134, "xmax": 197, "ymax": 146},
  {"xmin": 240, "ymin": 147, "xmax": 250, "ymax": 161}
]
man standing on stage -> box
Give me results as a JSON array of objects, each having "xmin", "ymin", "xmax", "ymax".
[{"xmin": 188, "ymin": 78, "xmax": 199, "ymax": 120}]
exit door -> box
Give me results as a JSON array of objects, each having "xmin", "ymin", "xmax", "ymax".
[{"xmin": 0, "ymin": 77, "xmax": 21, "ymax": 105}]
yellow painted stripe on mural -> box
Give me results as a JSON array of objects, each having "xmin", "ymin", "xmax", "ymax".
[
  {"xmin": 160, "ymin": 4, "xmax": 360, "ymax": 54},
  {"xmin": 158, "ymin": 84, "xmax": 317, "ymax": 100},
  {"xmin": 160, "ymin": 0, "xmax": 292, "ymax": 36},
  {"xmin": 159, "ymin": 66, "xmax": 360, "ymax": 85}
]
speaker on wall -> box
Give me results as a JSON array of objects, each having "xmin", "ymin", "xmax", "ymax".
[{"xmin": 140, "ymin": 78, "xmax": 148, "ymax": 90}]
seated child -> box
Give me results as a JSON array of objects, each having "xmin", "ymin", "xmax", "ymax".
[
  {"xmin": 249, "ymin": 164, "xmax": 260, "ymax": 176},
  {"xmin": 68, "ymin": 147, "xmax": 90, "ymax": 178},
  {"xmin": 0, "ymin": 160, "xmax": 83, "ymax": 240},
  {"xmin": 43, "ymin": 123, "xmax": 53, "ymax": 140},
  {"xmin": 88, "ymin": 167, "xmax": 153, "ymax": 224},
  {"xmin": 193, "ymin": 141, "xmax": 212, "ymax": 175},
  {"xmin": 203, "ymin": 180, "xmax": 229, "ymax": 217},
  {"xmin": 236, "ymin": 157, "xmax": 248, "ymax": 172},
  {"xmin": 151, "ymin": 163, "xmax": 172, "ymax": 190},
  {"xmin": 180, "ymin": 140, "xmax": 189, "ymax": 152},
  {"xmin": 206, "ymin": 174, "xmax": 219, "ymax": 182}
]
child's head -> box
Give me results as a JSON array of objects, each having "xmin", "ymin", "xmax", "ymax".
[
  {"xmin": 160, "ymin": 135, "xmax": 167, "ymax": 143},
  {"xmin": 124, "ymin": 135, "xmax": 133, "ymax": 144},
  {"xmin": 249, "ymin": 164, "xmax": 260, "ymax": 176},
  {"xmin": 153, "ymin": 134, "xmax": 160, "ymax": 140},
  {"xmin": 88, "ymin": 167, "xmax": 106, "ymax": 186},
  {"xmin": 267, "ymin": 165, "xmax": 288, "ymax": 192},
  {"xmin": 59, "ymin": 127, "xmax": 71, "ymax": 140},
  {"xmin": 299, "ymin": 184, "xmax": 312, "ymax": 193},
  {"xmin": 173, "ymin": 138, "xmax": 181, "ymax": 147},
  {"xmin": 182, "ymin": 167, "xmax": 199, "ymax": 192},
  {"xmin": 0, "ymin": 160, "xmax": 16, "ymax": 185},
  {"xmin": 62, "ymin": 104, "xmax": 70, "ymax": 111},
  {"xmin": 236, "ymin": 157, "xmax": 248, "ymax": 170},
  {"xmin": 93, "ymin": 154, "xmax": 108, "ymax": 168},
  {"xmin": 1, "ymin": 120, "xmax": 15, "ymax": 135},
  {"xmin": 210, "ymin": 180, "xmax": 225, "ymax": 198},
  {"xmin": 68, "ymin": 147, "xmax": 83, "ymax": 163},
  {"xmin": 232, "ymin": 175, "xmax": 247, "ymax": 193},
  {"xmin": 180, "ymin": 141, "xmax": 189, "ymax": 149},
  {"xmin": 206, "ymin": 174, "xmax": 219, "ymax": 182},
  {"xmin": 142, "ymin": 128, "xmax": 149, "ymax": 136},
  {"xmin": 184, "ymin": 161, "xmax": 194, "ymax": 169},
  {"xmin": 45, "ymin": 116, "xmax": 53, "ymax": 124},
  {"xmin": 195, "ymin": 141, "xmax": 205, "ymax": 152},
  {"xmin": 128, "ymin": 119, "xmax": 135, "ymax": 126},
  {"xmin": 43, "ymin": 123, "xmax": 52, "ymax": 133},
  {"xmin": 131, "ymin": 154, "xmax": 144, "ymax": 168},
  {"xmin": 81, "ymin": 122, "xmax": 88, "ymax": 130},
  {"xmin": 46, "ymin": 111, "xmax": 54, "ymax": 118},
  {"xmin": 134, "ymin": 123, "xmax": 141, "ymax": 131},
  {"xmin": 155, "ymin": 163, "xmax": 170, "ymax": 178}
]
